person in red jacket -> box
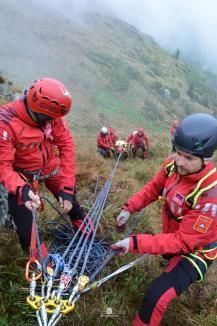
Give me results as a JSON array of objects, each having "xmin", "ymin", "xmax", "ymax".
[
  {"xmin": 107, "ymin": 127, "xmax": 119, "ymax": 147},
  {"xmin": 127, "ymin": 127, "xmax": 150, "ymax": 159},
  {"xmin": 0, "ymin": 77, "xmax": 86, "ymax": 251},
  {"xmin": 112, "ymin": 113, "xmax": 217, "ymax": 326},
  {"xmin": 97, "ymin": 127, "xmax": 113, "ymax": 158},
  {"xmin": 170, "ymin": 118, "xmax": 180, "ymax": 136}
]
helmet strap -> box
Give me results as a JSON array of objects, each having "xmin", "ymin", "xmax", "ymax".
[
  {"xmin": 24, "ymin": 96, "xmax": 39, "ymax": 123},
  {"xmin": 24, "ymin": 97, "xmax": 52, "ymax": 126}
]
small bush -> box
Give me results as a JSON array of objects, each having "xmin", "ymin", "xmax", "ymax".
[{"xmin": 0, "ymin": 76, "xmax": 5, "ymax": 84}]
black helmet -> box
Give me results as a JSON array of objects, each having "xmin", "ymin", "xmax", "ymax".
[{"xmin": 173, "ymin": 113, "xmax": 217, "ymax": 158}]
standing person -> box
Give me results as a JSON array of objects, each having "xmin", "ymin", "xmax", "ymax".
[
  {"xmin": 112, "ymin": 113, "xmax": 217, "ymax": 326},
  {"xmin": 127, "ymin": 127, "xmax": 150, "ymax": 159},
  {"xmin": 170, "ymin": 119, "xmax": 180, "ymax": 152},
  {"xmin": 170, "ymin": 118, "xmax": 180, "ymax": 137},
  {"xmin": 97, "ymin": 127, "xmax": 113, "ymax": 158},
  {"xmin": 0, "ymin": 77, "xmax": 86, "ymax": 251}
]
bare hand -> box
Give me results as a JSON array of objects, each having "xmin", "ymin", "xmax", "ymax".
[
  {"xmin": 58, "ymin": 196, "xmax": 73, "ymax": 214},
  {"xmin": 25, "ymin": 190, "xmax": 41, "ymax": 211}
]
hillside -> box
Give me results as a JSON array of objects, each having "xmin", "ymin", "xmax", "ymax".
[
  {"xmin": 1, "ymin": 0, "xmax": 217, "ymax": 136},
  {"xmin": 1, "ymin": 2, "xmax": 217, "ymax": 326}
]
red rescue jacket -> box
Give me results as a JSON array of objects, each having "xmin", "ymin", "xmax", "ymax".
[
  {"xmin": 107, "ymin": 127, "xmax": 119, "ymax": 146},
  {"xmin": 127, "ymin": 131, "xmax": 150, "ymax": 148},
  {"xmin": 170, "ymin": 120, "xmax": 179, "ymax": 136},
  {"xmin": 125, "ymin": 159, "xmax": 217, "ymax": 261},
  {"xmin": 97, "ymin": 132, "xmax": 112, "ymax": 150},
  {"xmin": 0, "ymin": 97, "xmax": 76, "ymax": 195}
]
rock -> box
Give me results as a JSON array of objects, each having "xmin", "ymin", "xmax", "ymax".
[
  {"xmin": 163, "ymin": 88, "xmax": 171, "ymax": 99},
  {"xmin": 0, "ymin": 183, "xmax": 10, "ymax": 227}
]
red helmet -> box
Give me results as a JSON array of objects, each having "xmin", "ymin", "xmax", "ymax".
[{"xmin": 26, "ymin": 78, "xmax": 72, "ymax": 118}]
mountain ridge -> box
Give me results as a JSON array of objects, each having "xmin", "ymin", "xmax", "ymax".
[{"xmin": 1, "ymin": 1, "xmax": 217, "ymax": 134}]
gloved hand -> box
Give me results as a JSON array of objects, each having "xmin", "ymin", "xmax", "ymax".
[
  {"xmin": 116, "ymin": 209, "xmax": 130, "ymax": 228},
  {"xmin": 111, "ymin": 238, "xmax": 130, "ymax": 255}
]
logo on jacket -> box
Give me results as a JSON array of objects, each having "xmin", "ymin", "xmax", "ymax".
[
  {"xmin": 193, "ymin": 215, "xmax": 213, "ymax": 233},
  {"xmin": 173, "ymin": 192, "xmax": 184, "ymax": 206},
  {"xmin": 58, "ymin": 87, "xmax": 71, "ymax": 98}
]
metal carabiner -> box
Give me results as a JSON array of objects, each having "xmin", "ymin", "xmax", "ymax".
[{"xmin": 25, "ymin": 260, "xmax": 42, "ymax": 282}]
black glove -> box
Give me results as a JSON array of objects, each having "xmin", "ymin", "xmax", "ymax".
[
  {"xmin": 22, "ymin": 185, "xmax": 31, "ymax": 203},
  {"xmin": 58, "ymin": 191, "xmax": 77, "ymax": 205}
]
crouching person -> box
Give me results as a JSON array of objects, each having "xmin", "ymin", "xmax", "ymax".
[{"xmin": 112, "ymin": 113, "xmax": 217, "ymax": 325}]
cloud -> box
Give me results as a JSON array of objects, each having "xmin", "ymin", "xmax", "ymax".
[
  {"xmin": 2, "ymin": 0, "xmax": 217, "ymax": 74},
  {"xmin": 41, "ymin": 0, "xmax": 216, "ymax": 72},
  {"xmin": 94, "ymin": 0, "xmax": 217, "ymax": 72}
]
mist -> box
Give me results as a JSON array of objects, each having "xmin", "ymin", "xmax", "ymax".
[
  {"xmin": 1, "ymin": 0, "xmax": 217, "ymax": 87},
  {"xmin": 38, "ymin": 0, "xmax": 217, "ymax": 72}
]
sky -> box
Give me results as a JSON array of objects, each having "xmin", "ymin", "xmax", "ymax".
[{"xmin": 39, "ymin": 0, "xmax": 217, "ymax": 73}]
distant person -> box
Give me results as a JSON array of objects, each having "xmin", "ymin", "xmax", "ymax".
[
  {"xmin": 107, "ymin": 127, "xmax": 119, "ymax": 147},
  {"xmin": 170, "ymin": 119, "xmax": 180, "ymax": 152},
  {"xmin": 112, "ymin": 113, "xmax": 217, "ymax": 326},
  {"xmin": 0, "ymin": 78, "xmax": 86, "ymax": 251},
  {"xmin": 127, "ymin": 127, "xmax": 150, "ymax": 159},
  {"xmin": 170, "ymin": 119, "xmax": 180, "ymax": 137},
  {"xmin": 97, "ymin": 127, "xmax": 113, "ymax": 158}
]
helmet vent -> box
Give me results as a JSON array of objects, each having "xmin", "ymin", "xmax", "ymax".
[
  {"xmin": 51, "ymin": 100, "xmax": 59, "ymax": 105},
  {"xmin": 32, "ymin": 92, "xmax": 37, "ymax": 102}
]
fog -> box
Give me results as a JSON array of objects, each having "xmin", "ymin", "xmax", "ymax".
[
  {"xmin": 1, "ymin": 0, "xmax": 217, "ymax": 87},
  {"xmin": 39, "ymin": 0, "xmax": 217, "ymax": 72}
]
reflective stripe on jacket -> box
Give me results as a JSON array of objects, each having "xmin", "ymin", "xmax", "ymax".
[{"xmin": 127, "ymin": 159, "xmax": 217, "ymax": 261}]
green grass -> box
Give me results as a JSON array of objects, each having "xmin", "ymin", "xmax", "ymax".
[
  {"xmin": 1, "ymin": 9, "xmax": 217, "ymax": 325},
  {"xmin": 1, "ymin": 135, "xmax": 217, "ymax": 326},
  {"xmin": 95, "ymin": 90, "xmax": 164, "ymax": 134}
]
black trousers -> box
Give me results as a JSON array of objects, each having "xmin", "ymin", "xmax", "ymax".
[
  {"xmin": 8, "ymin": 193, "xmax": 85, "ymax": 251},
  {"xmin": 135, "ymin": 255, "xmax": 211, "ymax": 326}
]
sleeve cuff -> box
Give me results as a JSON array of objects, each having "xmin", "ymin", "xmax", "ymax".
[
  {"xmin": 121, "ymin": 203, "xmax": 131, "ymax": 212},
  {"xmin": 59, "ymin": 186, "xmax": 74, "ymax": 195},
  {"xmin": 129, "ymin": 235, "xmax": 139, "ymax": 253}
]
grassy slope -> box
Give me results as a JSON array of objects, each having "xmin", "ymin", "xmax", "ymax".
[
  {"xmin": 1, "ymin": 4, "xmax": 217, "ymax": 325},
  {"xmin": 1, "ymin": 2, "xmax": 217, "ymax": 135},
  {"xmin": 1, "ymin": 135, "xmax": 217, "ymax": 326}
]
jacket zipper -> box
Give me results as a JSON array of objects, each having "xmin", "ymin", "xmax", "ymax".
[{"xmin": 37, "ymin": 126, "xmax": 47, "ymax": 166}]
